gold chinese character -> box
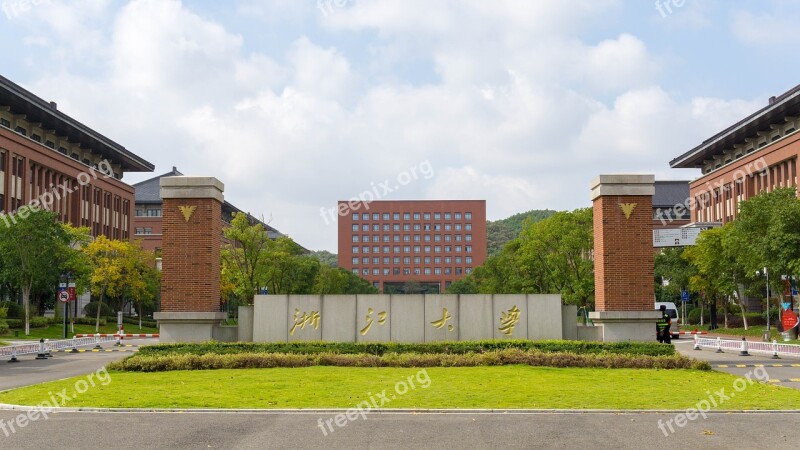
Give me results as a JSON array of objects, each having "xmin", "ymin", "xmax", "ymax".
[
  {"xmin": 430, "ymin": 307, "xmax": 455, "ymax": 332},
  {"xmin": 498, "ymin": 305, "xmax": 521, "ymax": 336},
  {"xmin": 289, "ymin": 308, "xmax": 321, "ymax": 336},
  {"xmin": 360, "ymin": 307, "xmax": 388, "ymax": 336}
]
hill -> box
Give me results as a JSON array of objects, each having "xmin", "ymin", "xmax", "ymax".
[{"xmin": 486, "ymin": 209, "xmax": 559, "ymax": 255}]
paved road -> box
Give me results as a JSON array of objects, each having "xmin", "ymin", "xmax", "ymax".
[
  {"xmin": 0, "ymin": 339, "xmax": 153, "ymax": 391},
  {"xmin": 0, "ymin": 410, "xmax": 797, "ymax": 449},
  {"xmin": 674, "ymin": 339, "xmax": 800, "ymax": 390}
]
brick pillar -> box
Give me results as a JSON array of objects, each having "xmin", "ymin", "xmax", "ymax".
[
  {"xmin": 154, "ymin": 176, "xmax": 227, "ymax": 342},
  {"xmin": 588, "ymin": 175, "xmax": 661, "ymax": 342}
]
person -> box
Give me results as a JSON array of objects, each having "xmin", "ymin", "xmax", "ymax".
[{"xmin": 656, "ymin": 304, "xmax": 672, "ymax": 344}]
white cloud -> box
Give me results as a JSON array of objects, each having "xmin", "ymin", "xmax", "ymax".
[{"xmin": 730, "ymin": 10, "xmax": 797, "ymax": 46}]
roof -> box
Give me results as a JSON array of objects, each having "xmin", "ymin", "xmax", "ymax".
[
  {"xmin": 670, "ymin": 82, "xmax": 800, "ymax": 168},
  {"xmin": 0, "ymin": 74, "xmax": 154, "ymax": 172},
  {"xmin": 653, "ymin": 181, "xmax": 689, "ymax": 207}
]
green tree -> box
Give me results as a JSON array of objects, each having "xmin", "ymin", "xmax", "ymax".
[
  {"xmin": 654, "ymin": 247, "xmax": 695, "ymax": 302},
  {"xmin": 221, "ymin": 213, "xmax": 274, "ymax": 304},
  {"xmin": 0, "ymin": 210, "xmax": 71, "ymax": 335},
  {"xmin": 83, "ymin": 236, "xmax": 129, "ymax": 331}
]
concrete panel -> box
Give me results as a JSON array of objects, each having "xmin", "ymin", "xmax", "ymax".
[
  {"xmin": 493, "ymin": 295, "xmax": 528, "ymax": 340},
  {"xmin": 238, "ymin": 306, "xmax": 254, "ymax": 342},
  {"xmin": 212, "ymin": 325, "xmax": 238, "ymax": 342},
  {"xmin": 287, "ymin": 295, "xmax": 323, "ymax": 342},
  {"xmin": 577, "ymin": 325, "xmax": 602, "ymax": 342},
  {"xmin": 322, "ymin": 295, "xmax": 357, "ymax": 342},
  {"xmin": 390, "ymin": 295, "xmax": 425, "ymax": 343},
  {"xmin": 253, "ymin": 295, "xmax": 288, "ymax": 342},
  {"xmin": 424, "ymin": 295, "xmax": 459, "ymax": 342},
  {"xmin": 458, "ymin": 294, "xmax": 493, "ymax": 341},
  {"xmin": 527, "ymin": 294, "xmax": 563, "ymax": 340},
  {"xmin": 159, "ymin": 323, "xmax": 216, "ymax": 343},
  {"xmin": 356, "ymin": 295, "xmax": 391, "ymax": 342},
  {"xmin": 561, "ymin": 304, "xmax": 578, "ymax": 341}
]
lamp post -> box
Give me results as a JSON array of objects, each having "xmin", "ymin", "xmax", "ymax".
[
  {"xmin": 758, "ymin": 268, "xmax": 771, "ymax": 336},
  {"xmin": 60, "ymin": 272, "xmax": 74, "ymax": 339}
]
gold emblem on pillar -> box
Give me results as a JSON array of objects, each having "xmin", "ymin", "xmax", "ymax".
[
  {"xmin": 178, "ymin": 205, "xmax": 197, "ymax": 222},
  {"xmin": 619, "ymin": 203, "xmax": 637, "ymax": 220}
]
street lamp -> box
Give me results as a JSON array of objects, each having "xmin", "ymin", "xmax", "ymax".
[
  {"xmin": 60, "ymin": 272, "xmax": 74, "ymax": 339},
  {"xmin": 757, "ymin": 268, "xmax": 771, "ymax": 336}
]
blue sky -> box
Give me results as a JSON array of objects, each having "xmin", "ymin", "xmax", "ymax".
[{"xmin": 1, "ymin": 0, "xmax": 799, "ymax": 252}]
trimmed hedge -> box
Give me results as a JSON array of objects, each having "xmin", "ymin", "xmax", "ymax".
[
  {"xmin": 7, "ymin": 317, "xmax": 50, "ymax": 329},
  {"xmin": 138, "ymin": 340, "xmax": 675, "ymax": 358},
  {"xmin": 109, "ymin": 349, "xmax": 707, "ymax": 372},
  {"xmin": 122, "ymin": 316, "xmax": 157, "ymax": 328}
]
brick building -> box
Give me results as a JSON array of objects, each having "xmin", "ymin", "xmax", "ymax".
[
  {"xmin": 337, "ymin": 200, "xmax": 487, "ymax": 293},
  {"xmin": 670, "ymin": 83, "xmax": 800, "ymax": 223},
  {"xmin": 132, "ymin": 167, "xmax": 296, "ymax": 253}
]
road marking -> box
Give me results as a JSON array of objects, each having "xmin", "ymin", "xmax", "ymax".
[
  {"xmin": 54, "ymin": 349, "xmax": 138, "ymax": 353},
  {"xmin": 713, "ymin": 364, "xmax": 800, "ymax": 368},
  {"xmin": 768, "ymin": 379, "xmax": 800, "ymax": 383},
  {"xmin": 717, "ymin": 365, "xmax": 728, "ymax": 368}
]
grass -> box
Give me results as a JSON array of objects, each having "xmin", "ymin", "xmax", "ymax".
[
  {"xmin": 0, "ymin": 366, "xmax": 797, "ymax": 410},
  {"xmin": 2, "ymin": 323, "xmax": 159, "ymax": 340},
  {"xmin": 681, "ymin": 324, "xmax": 781, "ymax": 339}
]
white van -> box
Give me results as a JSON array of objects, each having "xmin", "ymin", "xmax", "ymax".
[{"xmin": 655, "ymin": 302, "xmax": 680, "ymax": 338}]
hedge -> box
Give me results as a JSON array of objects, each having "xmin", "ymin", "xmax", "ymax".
[
  {"xmin": 109, "ymin": 349, "xmax": 707, "ymax": 372},
  {"xmin": 138, "ymin": 340, "xmax": 675, "ymax": 358},
  {"xmin": 7, "ymin": 317, "xmax": 50, "ymax": 329}
]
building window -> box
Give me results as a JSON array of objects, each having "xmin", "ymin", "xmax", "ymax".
[
  {"xmin": 31, "ymin": 134, "xmax": 42, "ymax": 142},
  {"xmin": 445, "ymin": 268, "xmax": 452, "ymax": 274},
  {"xmin": 372, "ymin": 213, "xmax": 379, "ymax": 220},
  {"xmin": 135, "ymin": 228, "xmax": 143, "ymax": 235},
  {"xmin": 414, "ymin": 257, "xmax": 421, "ymax": 264},
  {"xmin": 412, "ymin": 224, "xmax": 420, "ymax": 231},
  {"xmin": 424, "ymin": 246, "xmax": 431, "ymax": 253},
  {"xmin": 465, "ymin": 224, "xmax": 472, "ymax": 231},
  {"xmin": 373, "ymin": 246, "xmax": 380, "ymax": 253},
  {"xmin": 423, "ymin": 213, "xmax": 431, "ymax": 220},
  {"xmin": 404, "ymin": 257, "xmax": 410, "ymax": 264},
  {"xmin": 456, "ymin": 268, "xmax": 463, "ymax": 275},
  {"xmin": 393, "ymin": 213, "xmax": 400, "ymax": 220},
  {"xmin": 403, "ymin": 224, "xmax": 410, "ymax": 231},
  {"xmin": 404, "ymin": 268, "xmax": 411, "ymax": 275},
  {"xmin": 393, "ymin": 224, "xmax": 400, "ymax": 231},
  {"xmin": 424, "ymin": 235, "xmax": 431, "ymax": 242},
  {"xmin": 14, "ymin": 126, "xmax": 26, "ymax": 136},
  {"xmin": 45, "ymin": 140, "xmax": 55, "ymax": 149},
  {"xmin": 414, "ymin": 246, "xmax": 421, "ymax": 253},
  {"xmin": 424, "ymin": 256, "xmax": 431, "ymax": 264},
  {"xmin": 455, "ymin": 256, "xmax": 462, "ymax": 264},
  {"xmin": 413, "ymin": 213, "xmax": 421, "ymax": 220},
  {"xmin": 383, "ymin": 235, "xmax": 390, "ymax": 242},
  {"xmin": 455, "ymin": 224, "xmax": 462, "ymax": 231},
  {"xmin": 382, "ymin": 224, "xmax": 390, "ymax": 231},
  {"xmin": 383, "ymin": 246, "xmax": 390, "ymax": 253},
  {"xmin": 352, "ymin": 224, "xmax": 359, "ymax": 231},
  {"xmin": 393, "ymin": 257, "xmax": 400, "ymax": 264},
  {"xmin": 383, "ymin": 268, "xmax": 390, "ymax": 275},
  {"xmin": 455, "ymin": 246, "xmax": 462, "ymax": 253},
  {"xmin": 404, "ymin": 235, "xmax": 410, "ymax": 242},
  {"xmin": 373, "ymin": 257, "xmax": 380, "ymax": 265},
  {"xmin": 445, "ymin": 235, "xmax": 452, "ymax": 242},
  {"xmin": 414, "ymin": 268, "xmax": 421, "ymax": 275},
  {"xmin": 444, "ymin": 213, "xmax": 452, "ymax": 220},
  {"xmin": 445, "ymin": 246, "xmax": 452, "ymax": 253},
  {"xmin": 147, "ymin": 209, "xmax": 162, "ymax": 217},
  {"xmin": 363, "ymin": 269, "xmax": 369, "ymax": 275},
  {"xmin": 434, "ymin": 246, "xmax": 441, "ymax": 253},
  {"xmin": 455, "ymin": 235, "xmax": 462, "ymax": 242},
  {"xmin": 363, "ymin": 246, "xmax": 370, "ymax": 254},
  {"xmin": 352, "ymin": 257, "xmax": 359, "ymax": 264},
  {"xmin": 404, "ymin": 246, "xmax": 411, "ymax": 253},
  {"xmin": 466, "ymin": 268, "xmax": 472, "ymax": 274},
  {"xmin": 0, "ymin": 118, "xmax": 9, "ymax": 127},
  {"xmin": 394, "ymin": 246, "xmax": 401, "ymax": 253},
  {"xmin": 466, "ymin": 257, "xmax": 472, "ymax": 264},
  {"xmin": 466, "ymin": 246, "xmax": 472, "ymax": 253},
  {"xmin": 403, "ymin": 213, "xmax": 410, "ymax": 220},
  {"xmin": 383, "ymin": 213, "xmax": 390, "ymax": 220},
  {"xmin": 466, "ymin": 234, "xmax": 472, "ymax": 242},
  {"xmin": 58, "ymin": 146, "xmax": 68, "ymax": 155},
  {"xmin": 423, "ymin": 224, "xmax": 431, "ymax": 231},
  {"xmin": 353, "ymin": 269, "xmax": 359, "ymax": 274},
  {"xmin": 373, "ymin": 268, "xmax": 380, "ymax": 275},
  {"xmin": 135, "ymin": 209, "xmax": 144, "ymax": 216},
  {"xmin": 353, "ymin": 235, "xmax": 360, "ymax": 242},
  {"xmin": 362, "ymin": 257, "xmax": 369, "ymax": 265},
  {"xmin": 455, "ymin": 213, "xmax": 462, "ymax": 220},
  {"xmin": 434, "ymin": 268, "xmax": 442, "ymax": 275},
  {"xmin": 434, "ymin": 213, "xmax": 441, "ymax": 220},
  {"xmin": 444, "ymin": 224, "xmax": 452, "ymax": 231},
  {"xmin": 372, "ymin": 224, "xmax": 380, "ymax": 231},
  {"xmin": 434, "ymin": 235, "xmax": 441, "ymax": 242},
  {"xmin": 393, "ymin": 268, "xmax": 400, "ymax": 275},
  {"xmin": 393, "ymin": 235, "xmax": 400, "ymax": 242},
  {"xmin": 352, "ymin": 246, "xmax": 359, "ymax": 254},
  {"xmin": 413, "ymin": 235, "xmax": 420, "ymax": 242},
  {"xmin": 353, "ymin": 213, "xmax": 360, "ymax": 220},
  {"xmin": 465, "ymin": 213, "xmax": 472, "ymax": 220},
  {"xmin": 372, "ymin": 235, "xmax": 380, "ymax": 243},
  {"xmin": 424, "ymin": 268, "xmax": 431, "ymax": 275}
]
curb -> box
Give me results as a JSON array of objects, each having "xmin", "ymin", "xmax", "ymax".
[{"xmin": 1, "ymin": 405, "xmax": 799, "ymax": 414}]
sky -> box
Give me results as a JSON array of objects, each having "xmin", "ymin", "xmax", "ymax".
[{"xmin": 1, "ymin": 0, "xmax": 799, "ymax": 252}]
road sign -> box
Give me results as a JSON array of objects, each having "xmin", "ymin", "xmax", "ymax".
[
  {"xmin": 681, "ymin": 290, "xmax": 690, "ymax": 302},
  {"xmin": 57, "ymin": 290, "xmax": 70, "ymax": 303},
  {"xmin": 653, "ymin": 228, "xmax": 704, "ymax": 247},
  {"xmin": 68, "ymin": 282, "xmax": 77, "ymax": 301}
]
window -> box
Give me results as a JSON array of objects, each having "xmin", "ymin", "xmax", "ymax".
[
  {"xmin": 404, "ymin": 235, "xmax": 410, "ymax": 242},
  {"xmin": 465, "ymin": 224, "xmax": 472, "ymax": 231},
  {"xmin": 372, "ymin": 224, "xmax": 380, "ymax": 231},
  {"xmin": 413, "ymin": 213, "xmax": 421, "ymax": 220},
  {"xmin": 363, "ymin": 269, "xmax": 369, "ymax": 275},
  {"xmin": 445, "ymin": 257, "xmax": 452, "ymax": 264},
  {"xmin": 424, "ymin": 235, "xmax": 431, "ymax": 242},
  {"xmin": 434, "ymin": 246, "xmax": 441, "ymax": 253},
  {"xmin": 404, "ymin": 246, "xmax": 411, "ymax": 253},
  {"xmin": 414, "ymin": 246, "xmax": 421, "ymax": 253},
  {"xmin": 383, "ymin": 235, "xmax": 390, "ymax": 242},
  {"xmin": 434, "ymin": 213, "xmax": 441, "ymax": 220},
  {"xmin": 404, "ymin": 257, "xmax": 411, "ymax": 264},
  {"xmin": 455, "ymin": 256, "xmax": 462, "ymax": 264},
  {"xmin": 434, "ymin": 268, "xmax": 442, "ymax": 275},
  {"xmin": 414, "ymin": 257, "xmax": 421, "ymax": 264},
  {"xmin": 444, "ymin": 213, "xmax": 452, "ymax": 220},
  {"xmin": 45, "ymin": 140, "xmax": 55, "ymax": 149},
  {"xmin": 393, "ymin": 235, "xmax": 400, "ymax": 242},
  {"xmin": 362, "ymin": 257, "xmax": 369, "ymax": 265},
  {"xmin": 383, "ymin": 213, "xmax": 390, "ymax": 220},
  {"xmin": 58, "ymin": 147, "xmax": 68, "ymax": 155},
  {"xmin": 424, "ymin": 246, "xmax": 431, "ymax": 253},
  {"xmin": 352, "ymin": 246, "xmax": 360, "ymax": 254},
  {"xmin": 455, "ymin": 235, "xmax": 462, "ymax": 242},
  {"xmin": 434, "ymin": 257, "xmax": 442, "ymax": 263},
  {"xmin": 372, "ymin": 235, "xmax": 380, "ymax": 243},
  {"xmin": 445, "ymin": 268, "xmax": 452, "ymax": 275},
  {"xmin": 455, "ymin": 246, "xmax": 462, "ymax": 253},
  {"xmin": 82, "ymin": 158, "xmax": 91, "ymax": 166},
  {"xmin": 466, "ymin": 234, "xmax": 472, "ymax": 242},
  {"xmin": 352, "ymin": 235, "xmax": 360, "ymax": 243},
  {"xmin": 394, "ymin": 246, "xmax": 401, "ymax": 253},
  {"xmin": 353, "ymin": 269, "xmax": 359, "ymax": 274},
  {"xmin": 393, "ymin": 257, "xmax": 400, "ymax": 264},
  {"xmin": 466, "ymin": 257, "xmax": 472, "ymax": 264},
  {"xmin": 465, "ymin": 213, "xmax": 472, "ymax": 220},
  {"xmin": 147, "ymin": 209, "xmax": 162, "ymax": 217},
  {"xmin": 352, "ymin": 257, "xmax": 359, "ymax": 264},
  {"xmin": 444, "ymin": 224, "xmax": 452, "ymax": 231},
  {"xmin": 143, "ymin": 228, "xmax": 153, "ymax": 235},
  {"xmin": 14, "ymin": 126, "xmax": 26, "ymax": 136},
  {"xmin": 404, "ymin": 268, "xmax": 411, "ymax": 275},
  {"xmin": 372, "ymin": 213, "xmax": 379, "ymax": 220},
  {"xmin": 135, "ymin": 227, "xmax": 143, "ymax": 235},
  {"xmin": 393, "ymin": 224, "xmax": 400, "ymax": 231},
  {"xmin": 445, "ymin": 246, "xmax": 452, "ymax": 253},
  {"xmin": 414, "ymin": 268, "xmax": 421, "ymax": 275},
  {"xmin": 383, "ymin": 224, "xmax": 390, "ymax": 231},
  {"xmin": 353, "ymin": 213, "xmax": 360, "ymax": 220},
  {"xmin": 393, "ymin": 213, "xmax": 400, "ymax": 220},
  {"xmin": 423, "ymin": 213, "xmax": 431, "ymax": 220},
  {"xmin": 363, "ymin": 246, "xmax": 370, "ymax": 254},
  {"xmin": 456, "ymin": 268, "xmax": 463, "ymax": 275},
  {"xmin": 466, "ymin": 268, "xmax": 472, "ymax": 274},
  {"xmin": 0, "ymin": 118, "xmax": 9, "ymax": 127},
  {"xmin": 466, "ymin": 245, "xmax": 472, "ymax": 253},
  {"xmin": 403, "ymin": 224, "xmax": 410, "ymax": 231},
  {"xmin": 383, "ymin": 246, "xmax": 390, "ymax": 253},
  {"xmin": 455, "ymin": 213, "xmax": 462, "ymax": 220},
  {"xmin": 413, "ymin": 224, "xmax": 421, "ymax": 231},
  {"xmin": 70, "ymin": 153, "xmax": 79, "ymax": 160},
  {"xmin": 424, "ymin": 268, "xmax": 431, "ymax": 275},
  {"xmin": 445, "ymin": 235, "xmax": 452, "ymax": 242},
  {"xmin": 135, "ymin": 209, "xmax": 145, "ymax": 217},
  {"xmin": 403, "ymin": 213, "xmax": 411, "ymax": 220},
  {"xmin": 455, "ymin": 224, "xmax": 462, "ymax": 231},
  {"xmin": 383, "ymin": 268, "xmax": 390, "ymax": 275},
  {"xmin": 434, "ymin": 235, "xmax": 441, "ymax": 242},
  {"xmin": 423, "ymin": 224, "xmax": 431, "ymax": 231},
  {"xmin": 362, "ymin": 224, "xmax": 369, "ymax": 231},
  {"xmin": 393, "ymin": 268, "xmax": 400, "ymax": 275},
  {"xmin": 31, "ymin": 134, "xmax": 42, "ymax": 142},
  {"xmin": 373, "ymin": 268, "xmax": 380, "ymax": 275},
  {"xmin": 434, "ymin": 224, "xmax": 441, "ymax": 231},
  {"xmin": 352, "ymin": 224, "xmax": 359, "ymax": 232},
  {"xmin": 413, "ymin": 235, "xmax": 420, "ymax": 242},
  {"xmin": 373, "ymin": 246, "xmax": 380, "ymax": 253},
  {"xmin": 424, "ymin": 257, "xmax": 431, "ymax": 264},
  {"xmin": 373, "ymin": 257, "xmax": 380, "ymax": 265}
]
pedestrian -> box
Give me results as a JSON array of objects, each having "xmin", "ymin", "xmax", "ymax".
[{"xmin": 656, "ymin": 304, "xmax": 672, "ymax": 344}]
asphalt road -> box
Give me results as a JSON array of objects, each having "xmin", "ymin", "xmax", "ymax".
[{"xmin": 0, "ymin": 410, "xmax": 797, "ymax": 449}]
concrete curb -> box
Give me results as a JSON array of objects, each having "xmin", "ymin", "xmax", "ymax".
[{"xmin": 1, "ymin": 404, "xmax": 799, "ymax": 414}]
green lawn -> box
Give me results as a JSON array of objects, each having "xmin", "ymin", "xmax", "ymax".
[
  {"xmin": 3, "ymin": 323, "xmax": 159, "ymax": 340},
  {"xmin": 1, "ymin": 366, "xmax": 797, "ymax": 410},
  {"xmin": 681, "ymin": 324, "xmax": 783, "ymax": 339}
]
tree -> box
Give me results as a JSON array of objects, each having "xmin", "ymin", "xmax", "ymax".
[
  {"xmin": 221, "ymin": 213, "xmax": 274, "ymax": 305},
  {"xmin": 654, "ymin": 247, "xmax": 695, "ymax": 303},
  {"xmin": 0, "ymin": 210, "xmax": 71, "ymax": 335},
  {"xmin": 309, "ymin": 250, "xmax": 338, "ymax": 267},
  {"xmin": 83, "ymin": 236, "xmax": 129, "ymax": 331},
  {"xmin": 120, "ymin": 244, "xmax": 160, "ymax": 327}
]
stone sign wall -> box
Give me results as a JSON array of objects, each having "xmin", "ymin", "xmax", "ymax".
[{"xmin": 251, "ymin": 294, "xmax": 564, "ymax": 343}]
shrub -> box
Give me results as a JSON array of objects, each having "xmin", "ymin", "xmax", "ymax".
[
  {"xmin": 122, "ymin": 316, "xmax": 157, "ymax": 328},
  {"xmin": 83, "ymin": 302, "xmax": 115, "ymax": 317},
  {"xmin": 109, "ymin": 349, "xmax": 703, "ymax": 372},
  {"xmin": 0, "ymin": 302, "xmax": 23, "ymax": 319},
  {"xmin": 687, "ymin": 308, "xmax": 710, "ymax": 325},
  {"xmin": 7, "ymin": 316, "xmax": 49, "ymax": 329},
  {"xmin": 137, "ymin": 340, "xmax": 675, "ymax": 358}
]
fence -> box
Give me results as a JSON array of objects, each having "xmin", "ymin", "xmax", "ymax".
[
  {"xmin": 693, "ymin": 335, "xmax": 800, "ymax": 358},
  {"xmin": 0, "ymin": 335, "xmax": 119, "ymax": 362}
]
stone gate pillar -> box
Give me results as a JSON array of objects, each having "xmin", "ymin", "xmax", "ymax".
[
  {"xmin": 588, "ymin": 175, "xmax": 661, "ymax": 342},
  {"xmin": 153, "ymin": 176, "xmax": 226, "ymax": 342}
]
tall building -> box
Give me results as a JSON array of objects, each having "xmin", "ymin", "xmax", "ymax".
[
  {"xmin": 653, "ymin": 180, "xmax": 690, "ymax": 230},
  {"xmin": 0, "ymin": 74, "xmax": 154, "ymax": 239},
  {"xmin": 670, "ymin": 84, "xmax": 800, "ymax": 223},
  {"xmin": 337, "ymin": 200, "xmax": 487, "ymax": 293},
  {"xmin": 132, "ymin": 167, "xmax": 300, "ymax": 253}
]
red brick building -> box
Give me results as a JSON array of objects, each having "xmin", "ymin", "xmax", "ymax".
[
  {"xmin": 337, "ymin": 200, "xmax": 487, "ymax": 293},
  {"xmin": 0, "ymin": 74, "xmax": 154, "ymax": 239},
  {"xmin": 670, "ymin": 84, "xmax": 800, "ymax": 223}
]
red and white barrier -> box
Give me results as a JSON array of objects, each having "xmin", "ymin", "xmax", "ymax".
[
  {"xmin": 678, "ymin": 330, "xmax": 708, "ymax": 335},
  {"xmin": 74, "ymin": 333, "xmax": 159, "ymax": 338}
]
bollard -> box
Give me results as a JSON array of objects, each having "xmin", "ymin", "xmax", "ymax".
[
  {"xmin": 693, "ymin": 333, "xmax": 701, "ymax": 350},
  {"xmin": 44, "ymin": 339, "xmax": 52, "ymax": 358},
  {"xmin": 739, "ymin": 336, "xmax": 750, "ymax": 356},
  {"xmin": 70, "ymin": 337, "xmax": 79, "ymax": 354},
  {"xmin": 8, "ymin": 346, "xmax": 19, "ymax": 363},
  {"xmin": 716, "ymin": 336, "xmax": 723, "ymax": 353},
  {"xmin": 93, "ymin": 333, "xmax": 103, "ymax": 350},
  {"xmin": 772, "ymin": 339, "xmax": 780, "ymax": 359},
  {"xmin": 36, "ymin": 338, "xmax": 48, "ymax": 360}
]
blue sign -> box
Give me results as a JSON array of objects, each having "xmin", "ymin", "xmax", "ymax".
[
  {"xmin": 681, "ymin": 290, "xmax": 690, "ymax": 302},
  {"xmin": 783, "ymin": 302, "xmax": 792, "ymax": 311}
]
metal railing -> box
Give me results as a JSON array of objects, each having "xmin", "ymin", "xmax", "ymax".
[
  {"xmin": 0, "ymin": 335, "xmax": 118, "ymax": 362},
  {"xmin": 693, "ymin": 335, "xmax": 800, "ymax": 358}
]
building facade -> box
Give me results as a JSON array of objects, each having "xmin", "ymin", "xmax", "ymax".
[
  {"xmin": 652, "ymin": 180, "xmax": 690, "ymax": 230},
  {"xmin": 133, "ymin": 167, "xmax": 297, "ymax": 253},
  {"xmin": 337, "ymin": 200, "xmax": 487, "ymax": 293},
  {"xmin": 670, "ymin": 84, "xmax": 800, "ymax": 223},
  {"xmin": 0, "ymin": 74, "xmax": 154, "ymax": 239}
]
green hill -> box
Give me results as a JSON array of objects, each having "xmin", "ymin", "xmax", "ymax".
[{"xmin": 486, "ymin": 209, "xmax": 559, "ymax": 255}]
